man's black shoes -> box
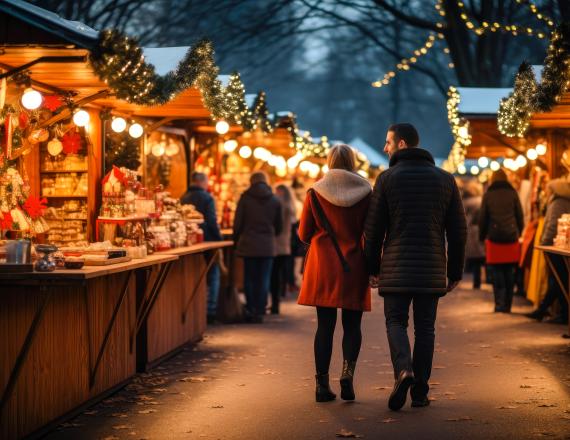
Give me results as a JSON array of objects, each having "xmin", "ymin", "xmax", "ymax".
[
  {"xmin": 411, "ymin": 396, "xmax": 430, "ymax": 407},
  {"xmin": 388, "ymin": 370, "xmax": 414, "ymax": 411}
]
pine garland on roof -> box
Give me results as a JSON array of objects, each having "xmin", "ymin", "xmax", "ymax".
[{"xmin": 497, "ymin": 23, "xmax": 570, "ymax": 137}]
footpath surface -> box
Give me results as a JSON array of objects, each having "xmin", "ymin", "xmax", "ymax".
[{"xmin": 46, "ymin": 282, "xmax": 570, "ymax": 440}]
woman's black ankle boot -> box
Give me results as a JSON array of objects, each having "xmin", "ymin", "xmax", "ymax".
[
  {"xmin": 315, "ymin": 373, "xmax": 336, "ymax": 402},
  {"xmin": 340, "ymin": 360, "xmax": 356, "ymax": 401}
]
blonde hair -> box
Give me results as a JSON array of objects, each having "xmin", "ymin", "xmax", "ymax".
[{"xmin": 327, "ymin": 144, "xmax": 355, "ymax": 171}]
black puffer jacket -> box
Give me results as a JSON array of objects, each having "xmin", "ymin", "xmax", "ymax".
[
  {"xmin": 234, "ymin": 182, "xmax": 283, "ymax": 257},
  {"xmin": 479, "ymin": 180, "xmax": 524, "ymax": 243},
  {"xmin": 364, "ymin": 148, "xmax": 467, "ymax": 295}
]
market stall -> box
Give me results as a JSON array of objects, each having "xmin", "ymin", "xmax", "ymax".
[{"xmin": 0, "ymin": 1, "xmax": 239, "ymax": 438}]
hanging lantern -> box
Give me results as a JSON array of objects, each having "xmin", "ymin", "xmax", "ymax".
[
  {"xmin": 73, "ymin": 110, "xmax": 90, "ymax": 127},
  {"xmin": 215, "ymin": 120, "xmax": 230, "ymax": 135},
  {"xmin": 21, "ymin": 88, "xmax": 42, "ymax": 110},
  {"xmin": 128, "ymin": 123, "xmax": 144, "ymax": 138},
  {"xmin": 111, "ymin": 117, "xmax": 127, "ymax": 133},
  {"xmin": 47, "ymin": 138, "xmax": 63, "ymax": 156}
]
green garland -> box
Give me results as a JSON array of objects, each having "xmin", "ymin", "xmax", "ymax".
[
  {"xmin": 497, "ymin": 62, "xmax": 536, "ymax": 137},
  {"xmin": 497, "ymin": 23, "xmax": 570, "ymax": 137},
  {"xmin": 90, "ymin": 30, "xmax": 228, "ymax": 117}
]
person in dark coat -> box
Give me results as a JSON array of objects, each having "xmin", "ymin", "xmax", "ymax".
[
  {"xmin": 181, "ymin": 172, "xmax": 222, "ymax": 324},
  {"xmin": 479, "ymin": 169, "xmax": 524, "ymax": 314},
  {"xmin": 364, "ymin": 123, "xmax": 467, "ymax": 411},
  {"xmin": 234, "ymin": 171, "xmax": 283, "ymax": 323},
  {"xmin": 525, "ymin": 174, "xmax": 570, "ymax": 324},
  {"xmin": 180, "ymin": 172, "xmax": 222, "ymax": 324}
]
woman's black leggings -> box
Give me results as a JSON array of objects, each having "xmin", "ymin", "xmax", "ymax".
[{"xmin": 314, "ymin": 306, "xmax": 363, "ymax": 375}]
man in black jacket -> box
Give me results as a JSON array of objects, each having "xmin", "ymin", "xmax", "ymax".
[
  {"xmin": 181, "ymin": 172, "xmax": 222, "ymax": 324},
  {"xmin": 364, "ymin": 123, "xmax": 467, "ymax": 411}
]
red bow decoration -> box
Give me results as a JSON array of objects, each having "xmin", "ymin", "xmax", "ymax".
[
  {"xmin": 43, "ymin": 95, "xmax": 63, "ymax": 112},
  {"xmin": 62, "ymin": 129, "xmax": 82, "ymax": 154},
  {"xmin": 0, "ymin": 211, "xmax": 13, "ymax": 230},
  {"xmin": 23, "ymin": 196, "xmax": 48, "ymax": 219}
]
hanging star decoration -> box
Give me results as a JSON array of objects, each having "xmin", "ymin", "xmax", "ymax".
[{"xmin": 62, "ymin": 129, "xmax": 82, "ymax": 154}]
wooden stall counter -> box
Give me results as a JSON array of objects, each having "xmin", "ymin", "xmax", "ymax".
[
  {"xmin": 144, "ymin": 241, "xmax": 234, "ymax": 368},
  {"xmin": 535, "ymin": 245, "xmax": 570, "ymax": 338},
  {"xmin": 0, "ymin": 254, "xmax": 177, "ymax": 440}
]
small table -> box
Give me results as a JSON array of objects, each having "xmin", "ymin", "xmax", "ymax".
[{"xmin": 535, "ymin": 245, "xmax": 570, "ymax": 338}]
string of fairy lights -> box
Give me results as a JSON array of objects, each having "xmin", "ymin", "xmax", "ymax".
[{"xmin": 372, "ymin": 0, "xmax": 553, "ymax": 89}]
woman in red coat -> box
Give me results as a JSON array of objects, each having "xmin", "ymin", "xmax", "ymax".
[{"xmin": 297, "ymin": 144, "xmax": 372, "ymax": 402}]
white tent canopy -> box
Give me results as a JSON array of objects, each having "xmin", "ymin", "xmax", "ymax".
[{"xmin": 349, "ymin": 137, "xmax": 389, "ymax": 168}]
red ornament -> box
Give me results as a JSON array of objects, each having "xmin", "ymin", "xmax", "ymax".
[
  {"xmin": 62, "ymin": 129, "xmax": 82, "ymax": 154},
  {"xmin": 0, "ymin": 211, "xmax": 13, "ymax": 230},
  {"xmin": 43, "ymin": 95, "xmax": 63, "ymax": 112},
  {"xmin": 18, "ymin": 111, "xmax": 29, "ymax": 129},
  {"xmin": 23, "ymin": 196, "xmax": 48, "ymax": 219}
]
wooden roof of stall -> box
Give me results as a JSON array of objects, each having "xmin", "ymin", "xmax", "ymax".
[{"xmin": 0, "ymin": 47, "xmax": 212, "ymax": 119}]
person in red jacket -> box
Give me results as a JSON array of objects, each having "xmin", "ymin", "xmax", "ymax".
[{"xmin": 297, "ymin": 144, "xmax": 372, "ymax": 403}]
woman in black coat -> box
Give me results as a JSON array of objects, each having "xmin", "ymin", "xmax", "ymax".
[{"xmin": 479, "ymin": 169, "xmax": 524, "ymax": 313}]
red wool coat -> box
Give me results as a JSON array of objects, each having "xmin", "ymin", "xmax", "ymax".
[{"xmin": 297, "ymin": 171, "xmax": 372, "ymax": 311}]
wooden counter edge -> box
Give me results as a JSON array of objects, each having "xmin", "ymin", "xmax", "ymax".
[
  {"xmin": 535, "ymin": 245, "xmax": 570, "ymax": 258},
  {"xmin": 157, "ymin": 241, "xmax": 234, "ymax": 257},
  {"xmin": 0, "ymin": 254, "xmax": 179, "ymax": 281}
]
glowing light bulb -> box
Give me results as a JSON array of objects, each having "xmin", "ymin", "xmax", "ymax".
[
  {"xmin": 490, "ymin": 160, "xmax": 500, "ymax": 171},
  {"xmin": 470, "ymin": 165, "xmax": 480, "ymax": 175},
  {"xmin": 73, "ymin": 110, "xmax": 90, "ymax": 127},
  {"xmin": 457, "ymin": 164, "xmax": 467, "ymax": 175},
  {"xmin": 526, "ymin": 148, "xmax": 538, "ymax": 160},
  {"xmin": 128, "ymin": 123, "xmax": 144, "ymax": 138},
  {"xmin": 111, "ymin": 117, "xmax": 127, "ymax": 133},
  {"xmin": 21, "ymin": 88, "xmax": 43, "ymax": 110},
  {"xmin": 535, "ymin": 143, "xmax": 547, "ymax": 155},
  {"xmin": 515, "ymin": 154, "xmax": 527, "ymax": 168},
  {"xmin": 477, "ymin": 157, "xmax": 489, "ymax": 168},
  {"xmin": 239, "ymin": 146, "xmax": 252, "ymax": 158},
  {"xmin": 215, "ymin": 120, "xmax": 229, "ymax": 135},
  {"xmin": 223, "ymin": 139, "xmax": 238, "ymax": 153},
  {"xmin": 151, "ymin": 143, "xmax": 165, "ymax": 157}
]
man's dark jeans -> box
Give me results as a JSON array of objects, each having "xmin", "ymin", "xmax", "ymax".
[
  {"xmin": 383, "ymin": 294, "xmax": 439, "ymax": 400},
  {"xmin": 244, "ymin": 257, "xmax": 274, "ymax": 316}
]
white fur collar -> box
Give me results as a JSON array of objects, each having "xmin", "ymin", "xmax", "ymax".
[{"xmin": 312, "ymin": 169, "xmax": 372, "ymax": 207}]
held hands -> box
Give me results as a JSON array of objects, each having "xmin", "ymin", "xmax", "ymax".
[
  {"xmin": 446, "ymin": 279, "xmax": 460, "ymax": 293},
  {"xmin": 369, "ymin": 275, "xmax": 380, "ymax": 289}
]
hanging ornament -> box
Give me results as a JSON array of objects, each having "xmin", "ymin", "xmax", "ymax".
[
  {"xmin": 18, "ymin": 111, "xmax": 29, "ymax": 129},
  {"xmin": 47, "ymin": 137, "xmax": 63, "ymax": 156},
  {"xmin": 3, "ymin": 112, "xmax": 13, "ymax": 159},
  {"xmin": 43, "ymin": 95, "xmax": 63, "ymax": 112},
  {"xmin": 62, "ymin": 129, "xmax": 82, "ymax": 154}
]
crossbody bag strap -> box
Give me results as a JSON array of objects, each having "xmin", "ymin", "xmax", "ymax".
[{"xmin": 309, "ymin": 189, "xmax": 350, "ymax": 273}]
